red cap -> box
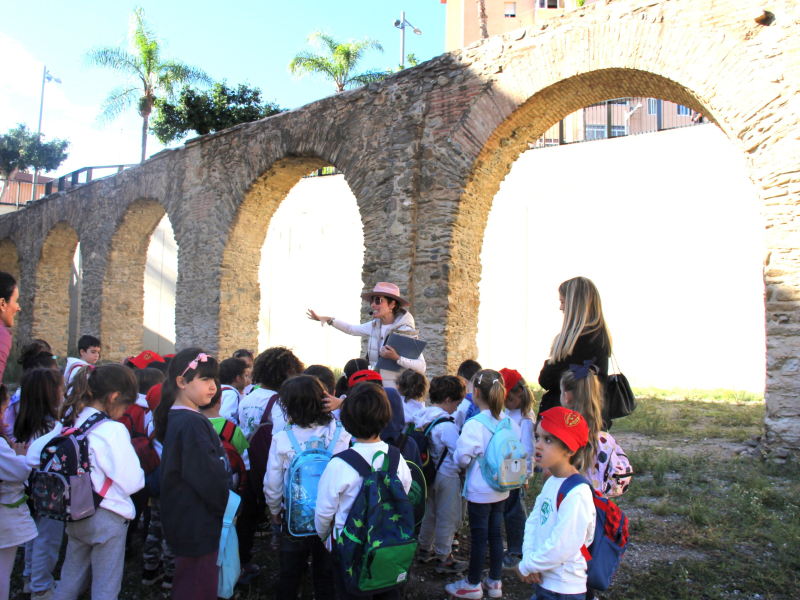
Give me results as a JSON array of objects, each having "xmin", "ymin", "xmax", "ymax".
[
  {"xmin": 539, "ymin": 407, "xmax": 589, "ymax": 451},
  {"xmin": 129, "ymin": 350, "xmax": 165, "ymax": 370},
  {"xmin": 145, "ymin": 383, "xmax": 163, "ymax": 412},
  {"xmin": 164, "ymin": 354, "xmax": 175, "ymax": 359},
  {"xmin": 349, "ymin": 369, "xmax": 383, "ymax": 387},
  {"xmin": 499, "ymin": 368, "xmax": 522, "ymax": 399}
]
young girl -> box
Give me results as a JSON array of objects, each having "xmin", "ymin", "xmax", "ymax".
[
  {"xmin": 264, "ymin": 375, "xmax": 351, "ymax": 600},
  {"xmin": 52, "ymin": 364, "xmax": 145, "ymax": 600},
  {"xmin": 499, "ymin": 368, "xmax": 536, "ymax": 571},
  {"xmin": 396, "ymin": 368, "xmax": 429, "ymax": 424},
  {"xmin": 0, "ymin": 383, "xmax": 37, "ymax": 600},
  {"xmin": 5, "ymin": 341, "xmax": 56, "ymax": 441},
  {"xmin": 447, "ymin": 370, "xmax": 521, "ymax": 600},
  {"xmin": 514, "ymin": 407, "xmax": 596, "ymax": 600},
  {"xmin": 155, "ymin": 348, "xmax": 229, "ymax": 600},
  {"xmin": 15, "ymin": 369, "xmax": 65, "ymax": 599},
  {"xmin": 333, "ymin": 358, "xmax": 368, "ymax": 398}
]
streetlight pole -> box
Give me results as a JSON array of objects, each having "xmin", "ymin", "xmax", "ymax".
[
  {"xmin": 393, "ymin": 11, "xmax": 422, "ymax": 69},
  {"xmin": 31, "ymin": 65, "xmax": 61, "ymax": 202}
]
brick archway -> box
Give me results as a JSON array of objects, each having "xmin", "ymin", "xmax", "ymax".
[
  {"xmin": 100, "ymin": 198, "xmax": 168, "ymax": 362},
  {"xmin": 0, "ymin": 239, "xmax": 19, "ymax": 282},
  {"xmin": 31, "ymin": 222, "xmax": 79, "ymax": 357}
]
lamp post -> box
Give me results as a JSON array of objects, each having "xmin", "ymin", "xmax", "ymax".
[
  {"xmin": 393, "ymin": 11, "xmax": 422, "ymax": 68},
  {"xmin": 31, "ymin": 66, "xmax": 62, "ymax": 202}
]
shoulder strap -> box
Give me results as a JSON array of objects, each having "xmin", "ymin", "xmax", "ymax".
[
  {"xmin": 556, "ymin": 473, "xmax": 592, "ymax": 509},
  {"xmin": 326, "ymin": 421, "xmax": 342, "ymax": 452},
  {"xmin": 217, "ymin": 491, "xmax": 242, "ymax": 567},
  {"xmin": 473, "ymin": 412, "xmax": 497, "ymax": 434},
  {"xmin": 424, "ymin": 416, "xmax": 455, "ymax": 436},
  {"xmin": 77, "ymin": 412, "xmax": 110, "ymax": 436},
  {"xmin": 259, "ymin": 394, "xmax": 279, "ymax": 425},
  {"xmin": 335, "ymin": 448, "xmax": 372, "ymax": 478},
  {"xmin": 219, "ymin": 420, "xmax": 235, "ymax": 443},
  {"xmin": 285, "ymin": 424, "xmax": 303, "ymax": 454},
  {"xmin": 386, "ymin": 444, "xmax": 401, "ymax": 474}
]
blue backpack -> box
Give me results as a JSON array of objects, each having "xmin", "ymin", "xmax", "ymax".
[
  {"xmin": 284, "ymin": 421, "xmax": 342, "ymax": 537},
  {"xmin": 464, "ymin": 413, "xmax": 527, "ymax": 493},
  {"xmin": 217, "ymin": 490, "xmax": 241, "ymax": 599},
  {"xmin": 557, "ymin": 474, "xmax": 629, "ymax": 591}
]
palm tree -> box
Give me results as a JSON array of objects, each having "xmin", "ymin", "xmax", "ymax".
[
  {"xmin": 84, "ymin": 6, "xmax": 212, "ymax": 163},
  {"xmin": 477, "ymin": 0, "xmax": 489, "ymax": 39},
  {"xmin": 289, "ymin": 31, "xmax": 386, "ymax": 93}
]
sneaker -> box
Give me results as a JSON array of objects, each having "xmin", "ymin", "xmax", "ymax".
[
  {"xmin": 23, "ymin": 578, "xmax": 31, "ymax": 594},
  {"xmin": 445, "ymin": 578, "xmax": 483, "ymax": 600},
  {"xmin": 161, "ymin": 575, "xmax": 173, "ymax": 590},
  {"xmin": 270, "ymin": 529, "xmax": 282, "ymax": 551},
  {"xmin": 142, "ymin": 564, "xmax": 164, "ymax": 586},
  {"xmin": 501, "ymin": 553, "xmax": 522, "ymax": 570},
  {"xmin": 481, "ymin": 576, "xmax": 502, "ymax": 599},
  {"xmin": 32, "ymin": 587, "xmax": 55, "ymax": 600},
  {"xmin": 237, "ymin": 562, "xmax": 260, "ymax": 586},
  {"xmin": 253, "ymin": 520, "xmax": 272, "ymax": 538},
  {"xmin": 452, "ymin": 533, "xmax": 460, "ymax": 547},
  {"xmin": 417, "ymin": 548, "xmax": 435, "ymax": 563},
  {"xmin": 435, "ymin": 555, "xmax": 469, "ymax": 574}
]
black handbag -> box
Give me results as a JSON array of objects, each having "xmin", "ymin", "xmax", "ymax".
[{"xmin": 606, "ymin": 354, "xmax": 636, "ymax": 420}]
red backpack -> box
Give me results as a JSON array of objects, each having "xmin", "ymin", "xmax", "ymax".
[
  {"xmin": 117, "ymin": 404, "xmax": 160, "ymax": 476},
  {"xmin": 218, "ymin": 420, "xmax": 247, "ymax": 493},
  {"xmin": 247, "ymin": 394, "xmax": 279, "ymax": 497}
]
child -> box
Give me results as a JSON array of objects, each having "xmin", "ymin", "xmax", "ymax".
[
  {"xmin": 232, "ymin": 349, "xmax": 255, "ymax": 395},
  {"xmin": 414, "ymin": 375, "xmax": 467, "ymax": 574},
  {"xmin": 0, "ymin": 383, "xmax": 37, "ymax": 600},
  {"xmin": 15, "ymin": 369, "xmax": 65, "ymax": 600},
  {"xmin": 154, "ymin": 349, "xmax": 229, "ymax": 600},
  {"xmin": 333, "ymin": 358, "xmax": 368, "ymax": 398},
  {"xmin": 52, "ymin": 364, "xmax": 145, "ymax": 600},
  {"xmin": 447, "ymin": 369, "xmax": 521, "ymax": 600},
  {"xmin": 219, "ymin": 357, "xmax": 251, "ymax": 425},
  {"xmin": 396, "ymin": 368, "xmax": 429, "ymax": 424},
  {"xmin": 63, "ymin": 335, "xmax": 101, "ymax": 384},
  {"xmin": 199, "ymin": 378, "xmax": 250, "ymax": 477},
  {"xmin": 265, "ymin": 375, "xmax": 351, "ymax": 600},
  {"xmin": 316, "ymin": 381, "xmax": 412, "ymax": 600},
  {"xmin": 5, "ymin": 345, "xmax": 57, "ymax": 441},
  {"xmin": 453, "ymin": 359, "xmax": 481, "ymax": 430},
  {"xmin": 514, "ymin": 407, "xmax": 596, "ymax": 600},
  {"xmin": 304, "ymin": 365, "xmax": 336, "ymax": 395},
  {"xmin": 499, "ymin": 368, "xmax": 536, "ymax": 570}
]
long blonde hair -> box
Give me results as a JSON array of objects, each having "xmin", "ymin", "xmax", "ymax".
[
  {"xmin": 472, "ymin": 369, "xmax": 506, "ymax": 419},
  {"xmin": 549, "ymin": 277, "xmax": 612, "ymax": 363},
  {"xmin": 560, "ymin": 368, "xmax": 604, "ymax": 474}
]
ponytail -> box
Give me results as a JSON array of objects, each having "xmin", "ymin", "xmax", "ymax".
[
  {"xmin": 61, "ymin": 364, "xmax": 137, "ymax": 426},
  {"xmin": 473, "ymin": 369, "xmax": 506, "ymax": 419},
  {"xmin": 510, "ymin": 378, "xmax": 535, "ymax": 419},
  {"xmin": 560, "ymin": 368, "xmax": 604, "ymax": 474}
]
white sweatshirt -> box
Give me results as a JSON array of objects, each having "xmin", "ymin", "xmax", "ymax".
[
  {"xmin": 454, "ymin": 409, "xmax": 521, "ymax": 504},
  {"xmin": 64, "ymin": 357, "xmax": 90, "ymax": 384},
  {"xmin": 135, "ymin": 394, "xmax": 153, "ymax": 431},
  {"xmin": 25, "ymin": 421, "xmax": 64, "ymax": 469},
  {"xmin": 519, "ymin": 476, "xmax": 596, "ymax": 595},
  {"xmin": 0, "ymin": 437, "xmax": 32, "ymax": 505},
  {"xmin": 412, "ymin": 406, "xmax": 461, "ymax": 479},
  {"xmin": 402, "ymin": 397, "xmax": 425, "ymax": 424},
  {"xmin": 264, "ymin": 420, "xmax": 352, "ymax": 516},
  {"xmin": 506, "ymin": 408, "xmax": 535, "ymax": 477},
  {"xmin": 72, "ymin": 407, "xmax": 146, "ymax": 520},
  {"xmin": 219, "ymin": 386, "xmax": 242, "ymax": 425},
  {"xmin": 238, "ymin": 387, "xmax": 278, "ymax": 438},
  {"xmin": 315, "ymin": 441, "xmax": 412, "ymax": 540}
]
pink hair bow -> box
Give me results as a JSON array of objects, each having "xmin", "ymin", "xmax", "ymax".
[{"xmin": 181, "ymin": 353, "xmax": 209, "ymax": 377}]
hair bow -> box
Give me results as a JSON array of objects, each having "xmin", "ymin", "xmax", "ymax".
[
  {"xmin": 569, "ymin": 358, "xmax": 598, "ymax": 380},
  {"xmin": 181, "ymin": 353, "xmax": 208, "ymax": 378}
]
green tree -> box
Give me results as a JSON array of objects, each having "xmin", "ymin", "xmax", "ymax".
[
  {"xmin": 150, "ymin": 81, "xmax": 284, "ymax": 145},
  {"xmin": 0, "ymin": 125, "xmax": 69, "ymax": 199},
  {"xmin": 84, "ymin": 6, "xmax": 212, "ymax": 163},
  {"xmin": 289, "ymin": 31, "xmax": 386, "ymax": 93}
]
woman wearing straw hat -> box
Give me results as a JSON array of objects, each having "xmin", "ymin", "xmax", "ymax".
[{"xmin": 307, "ymin": 282, "xmax": 426, "ymax": 389}]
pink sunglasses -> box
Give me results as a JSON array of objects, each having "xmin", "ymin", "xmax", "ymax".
[{"xmin": 181, "ymin": 353, "xmax": 209, "ymax": 378}]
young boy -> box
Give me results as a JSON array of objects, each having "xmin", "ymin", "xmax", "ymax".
[
  {"xmin": 64, "ymin": 335, "xmax": 101, "ymax": 384},
  {"xmin": 414, "ymin": 375, "xmax": 468, "ymax": 574},
  {"xmin": 453, "ymin": 359, "xmax": 481, "ymax": 430},
  {"xmin": 218, "ymin": 357, "xmax": 251, "ymax": 425},
  {"xmin": 315, "ymin": 381, "xmax": 413, "ymax": 600},
  {"xmin": 514, "ymin": 407, "xmax": 596, "ymax": 600},
  {"xmin": 198, "ymin": 379, "xmax": 250, "ymax": 462}
]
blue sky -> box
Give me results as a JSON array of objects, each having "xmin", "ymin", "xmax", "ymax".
[{"xmin": 1, "ymin": 0, "xmax": 446, "ymax": 174}]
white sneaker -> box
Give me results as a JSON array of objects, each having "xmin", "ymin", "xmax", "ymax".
[
  {"xmin": 482, "ymin": 576, "xmax": 502, "ymax": 598},
  {"xmin": 23, "ymin": 578, "xmax": 31, "ymax": 594},
  {"xmin": 445, "ymin": 578, "xmax": 484, "ymax": 599}
]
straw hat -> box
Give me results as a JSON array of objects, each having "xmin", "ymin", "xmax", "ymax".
[{"xmin": 360, "ymin": 282, "xmax": 410, "ymax": 308}]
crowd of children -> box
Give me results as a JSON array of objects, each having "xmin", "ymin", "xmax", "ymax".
[{"xmin": 0, "ymin": 271, "xmax": 633, "ymax": 600}]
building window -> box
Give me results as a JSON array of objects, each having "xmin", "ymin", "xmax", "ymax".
[
  {"xmin": 585, "ymin": 125, "xmax": 606, "ymax": 140},
  {"xmin": 677, "ymin": 104, "xmax": 692, "ymax": 116},
  {"xmin": 610, "ymin": 125, "xmax": 627, "ymax": 138},
  {"xmin": 539, "ymin": 0, "xmax": 559, "ymax": 8},
  {"xmin": 647, "ymin": 98, "xmax": 658, "ymax": 115},
  {"xmin": 504, "ymin": 2, "xmax": 516, "ymax": 17}
]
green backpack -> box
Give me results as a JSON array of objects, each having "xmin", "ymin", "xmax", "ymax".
[{"xmin": 332, "ymin": 446, "xmax": 418, "ymax": 595}]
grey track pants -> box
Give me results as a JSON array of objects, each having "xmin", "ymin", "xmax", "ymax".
[{"xmin": 418, "ymin": 474, "xmax": 463, "ymax": 560}]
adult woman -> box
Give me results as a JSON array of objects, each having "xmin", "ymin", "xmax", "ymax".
[
  {"xmin": 0, "ymin": 273, "xmax": 21, "ymax": 384},
  {"xmin": 307, "ymin": 282, "xmax": 426, "ymax": 389},
  {"xmin": 538, "ymin": 276, "xmax": 612, "ymax": 422}
]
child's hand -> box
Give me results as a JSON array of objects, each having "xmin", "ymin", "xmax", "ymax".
[
  {"xmin": 514, "ymin": 565, "xmax": 541, "ymax": 584},
  {"xmin": 322, "ymin": 392, "xmax": 343, "ymax": 413},
  {"xmin": 12, "ymin": 442, "xmax": 28, "ymax": 456}
]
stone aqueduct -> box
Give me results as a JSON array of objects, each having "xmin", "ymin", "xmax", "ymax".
[{"xmin": 1, "ymin": 0, "xmax": 799, "ymax": 449}]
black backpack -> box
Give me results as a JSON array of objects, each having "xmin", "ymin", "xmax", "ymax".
[
  {"xmin": 31, "ymin": 412, "xmax": 113, "ymax": 521},
  {"xmin": 387, "ymin": 430, "xmax": 426, "ymax": 527},
  {"xmin": 407, "ymin": 417, "xmax": 454, "ymax": 488}
]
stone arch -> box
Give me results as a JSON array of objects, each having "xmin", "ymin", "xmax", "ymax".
[
  {"xmin": 100, "ymin": 198, "xmax": 168, "ymax": 362},
  {"xmin": 31, "ymin": 222, "xmax": 80, "ymax": 357},
  {"xmin": 0, "ymin": 238, "xmax": 19, "ymax": 281}
]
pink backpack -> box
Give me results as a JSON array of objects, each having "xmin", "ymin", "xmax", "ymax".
[{"xmin": 587, "ymin": 432, "xmax": 633, "ymax": 498}]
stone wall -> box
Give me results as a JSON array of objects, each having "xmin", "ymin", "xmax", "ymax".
[{"xmin": 0, "ymin": 0, "xmax": 798, "ymax": 450}]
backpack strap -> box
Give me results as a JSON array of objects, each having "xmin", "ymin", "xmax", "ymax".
[
  {"xmin": 326, "ymin": 421, "xmax": 342, "ymax": 452},
  {"xmin": 385, "ymin": 445, "xmax": 401, "ymax": 474},
  {"xmin": 217, "ymin": 490, "xmax": 242, "ymax": 567},
  {"xmin": 259, "ymin": 394, "xmax": 279, "ymax": 425},
  {"xmin": 556, "ymin": 473, "xmax": 593, "ymax": 562},
  {"xmin": 219, "ymin": 420, "xmax": 236, "ymax": 444},
  {"xmin": 473, "ymin": 412, "xmax": 498, "ymax": 434},
  {"xmin": 424, "ymin": 417, "xmax": 454, "ymax": 474},
  {"xmin": 335, "ymin": 448, "xmax": 372, "ymax": 478},
  {"xmin": 285, "ymin": 424, "xmax": 303, "ymax": 455}
]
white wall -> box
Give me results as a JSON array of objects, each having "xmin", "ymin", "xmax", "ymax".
[
  {"xmin": 477, "ymin": 125, "xmax": 766, "ymax": 392},
  {"xmin": 143, "ymin": 215, "xmax": 177, "ymax": 355},
  {"xmin": 258, "ymin": 175, "xmax": 366, "ymax": 369}
]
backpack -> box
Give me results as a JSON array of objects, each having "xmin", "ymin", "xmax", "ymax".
[
  {"xmin": 557, "ymin": 474, "xmax": 629, "ymax": 591},
  {"xmin": 283, "ymin": 421, "xmax": 343, "ymax": 537},
  {"xmin": 218, "ymin": 421, "xmax": 247, "ymax": 494},
  {"xmin": 31, "ymin": 412, "xmax": 114, "ymax": 521},
  {"xmin": 333, "ymin": 447, "xmax": 417, "ymax": 596},
  {"xmin": 464, "ymin": 413, "xmax": 527, "ymax": 493},
  {"xmin": 589, "ymin": 432, "xmax": 633, "ymax": 498},
  {"xmin": 118, "ymin": 404, "xmax": 160, "ymax": 476},
  {"xmin": 408, "ymin": 417, "xmax": 454, "ymax": 489},
  {"xmin": 217, "ymin": 490, "xmax": 241, "ymax": 599},
  {"xmin": 247, "ymin": 394, "xmax": 279, "ymax": 494},
  {"xmin": 388, "ymin": 428, "xmax": 426, "ymax": 527},
  {"xmin": 119, "ymin": 404, "xmax": 147, "ymax": 437}
]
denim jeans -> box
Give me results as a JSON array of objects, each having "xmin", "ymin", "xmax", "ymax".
[
  {"xmin": 532, "ymin": 584, "xmax": 586, "ymax": 600},
  {"xmin": 504, "ymin": 487, "xmax": 527, "ymax": 555},
  {"xmin": 278, "ymin": 528, "xmax": 335, "ymax": 600},
  {"xmin": 467, "ymin": 499, "xmax": 506, "ymax": 584}
]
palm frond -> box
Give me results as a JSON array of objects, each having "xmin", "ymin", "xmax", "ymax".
[
  {"xmin": 129, "ymin": 6, "xmax": 159, "ymax": 53},
  {"xmin": 95, "ymin": 84, "xmax": 140, "ymax": 125},
  {"xmin": 289, "ymin": 52, "xmax": 337, "ymax": 80},
  {"xmin": 308, "ymin": 30, "xmax": 339, "ymax": 55},
  {"xmin": 83, "ymin": 46, "xmax": 143, "ymax": 78},
  {"xmin": 347, "ymin": 69, "xmax": 389, "ymax": 89}
]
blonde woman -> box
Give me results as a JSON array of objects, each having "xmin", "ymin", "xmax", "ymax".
[{"xmin": 537, "ymin": 276, "xmax": 612, "ymax": 420}]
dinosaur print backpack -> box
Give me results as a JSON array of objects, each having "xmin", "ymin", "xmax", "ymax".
[{"xmin": 332, "ymin": 446, "xmax": 417, "ymax": 596}]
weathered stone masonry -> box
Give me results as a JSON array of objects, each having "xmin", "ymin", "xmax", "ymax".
[{"xmin": 1, "ymin": 0, "xmax": 799, "ymax": 451}]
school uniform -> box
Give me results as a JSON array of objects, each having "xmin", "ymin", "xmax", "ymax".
[
  {"xmin": 504, "ymin": 408, "xmax": 535, "ymax": 557},
  {"xmin": 401, "ymin": 397, "xmax": 425, "ymax": 424},
  {"xmin": 413, "ymin": 406, "xmax": 462, "ymax": 561},
  {"xmin": 219, "ymin": 386, "xmax": 242, "ymax": 426},
  {"xmin": 0, "ymin": 437, "xmax": 37, "ymax": 549},
  {"xmin": 53, "ymin": 408, "xmax": 146, "ymax": 600},
  {"xmin": 237, "ymin": 387, "xmax": 278, "ymax": 438}
]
